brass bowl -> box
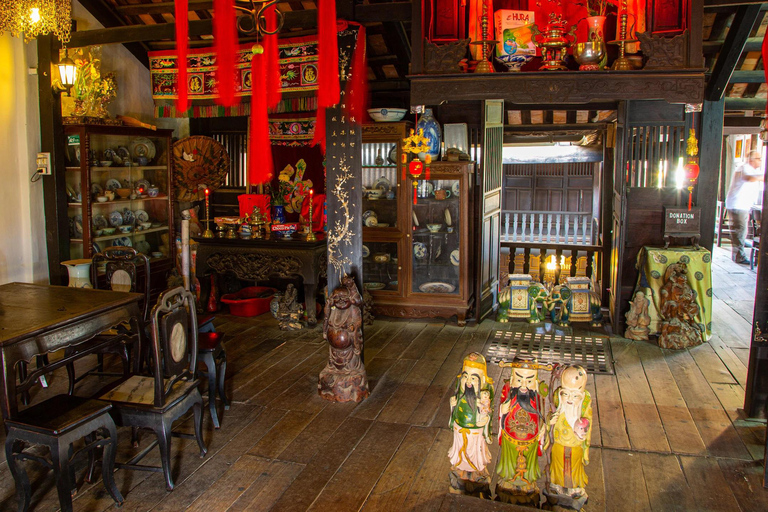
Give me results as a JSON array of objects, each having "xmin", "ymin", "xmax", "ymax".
[{"xmin": 574, "ymin": 42, "xmax": 606, "ymax": 70}]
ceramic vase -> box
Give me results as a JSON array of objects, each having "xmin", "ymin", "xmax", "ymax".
[
  {"xmin": 61, "ymin": 259, "xmax": 93, "ymax": 288},
  {"xmin": 272, "ymin": 205, "xmax": 286, "ymax": 224},
  {"xmin": 585, "ymin": 15, "xmax": 607, "ymax": 69},
  {"xmin": 416, "ymin": 108, "xmax": 442, "ymax": 160}
]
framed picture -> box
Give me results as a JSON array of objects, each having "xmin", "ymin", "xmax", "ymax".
[{"xmin": 735, "ymin": 139, "xmax": 743, "ymax": 159}]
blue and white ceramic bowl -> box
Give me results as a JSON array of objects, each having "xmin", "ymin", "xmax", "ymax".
[{"xmin": 368, "ymin": 108, "xmax": 407, "ymax": 122}]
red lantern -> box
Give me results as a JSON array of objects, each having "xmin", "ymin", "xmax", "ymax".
[
  {"xmin": 409, "ymin": 160, "xmax": 424, "ymax": 204},
  {"xmin": 684, "ymin": 158, "xmax": 700, "ymax": 210}
]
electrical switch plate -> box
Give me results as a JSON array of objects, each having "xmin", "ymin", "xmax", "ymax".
[{"xmin": 36, "ymin": 152, "xmax": 51, "ymax": 175}]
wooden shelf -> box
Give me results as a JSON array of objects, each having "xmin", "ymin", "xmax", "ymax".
[
  {"xmin": 90, "ymin": 165, "xmax": 166, "ymax": 171},
  {"xmin": 68, "ymin": 196, "xmax": 169, "ymax": 207},
  {"xmin": 93, "ymin": 226, "xmax": 169, "ymax": 242}
]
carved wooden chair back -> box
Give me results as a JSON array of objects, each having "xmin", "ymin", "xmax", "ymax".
[
  {"xmin": 92, "ymin": 247, "xmax": 151, "ymax": 321},
  {"xmin": 149, "ymin": 287, "xmax": 199, "ymax": 408},
  {"xmin": 750, "ymin": 209, "xmax": 762, "ymax": 239}
]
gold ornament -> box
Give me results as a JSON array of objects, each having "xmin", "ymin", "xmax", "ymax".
[
  {"xmin": 0, "ymin": 0, "xmax": 72, "ymax": 44},
  {"xmin": 686, "ymin": 128, "xmax": 699, "ymax": 157},
  {"xmin": 402, "ymin": 128, "xmax": 432, "ymax": 155}
]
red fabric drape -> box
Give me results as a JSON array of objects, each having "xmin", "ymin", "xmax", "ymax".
[
  {"xmin": 214, "ymin": 0, "xmax": 237, "ymax": 107},
  {"xmin": 344, "ymin": 24, "xmax": 367, "ymax": 124},
  {"xmin": 312, "ymin": 106, "xmax": 326, "ymax": 152},
  {"xmin": 249, "ymin": 50, "xmax": 273, "ymax": 184},
  {"xmin": 174, "ymin": 0, "xmax": 189, "ymax": 113},
  {"xmin": 317, "ymin": 0, "xmax": 340, "ymax": 108},
  {"xmin": 265, "ymin": 4, "xmax": 282, "ymax": 109}
]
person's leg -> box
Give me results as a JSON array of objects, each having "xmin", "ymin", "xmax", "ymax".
[{"xmin": 729, "ymin": 209, "xmax": 749, "ymax": 262}]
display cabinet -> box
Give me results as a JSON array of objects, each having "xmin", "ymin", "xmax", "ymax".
[
  {"xmin": 63, "ymin": 124, "xmax": 175, "ymax": 292},
  {"xmin": 360, "ymin": 122, "xmax": 475, "ymax": 325}
]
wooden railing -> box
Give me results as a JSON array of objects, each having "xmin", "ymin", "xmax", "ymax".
[
  {"xmin": 501, "ymin": 243, "xmax": 602, "ymax": 288},
  {"xmin": 501, "ymin": 210, "xmax": 597, "ymax": 245}
]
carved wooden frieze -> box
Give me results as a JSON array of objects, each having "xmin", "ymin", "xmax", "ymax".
[
  {"xmin": 429, "ymin": 162, "xmax": 470, "ymax": 175},
  {"xmin": 424, "ymin": 39, "xmax": 470, "ymax": 74},
  {"xmin": 207, "ymin": 251, "xmax": 303, "ymax": 281},
  {"xmin": 637, "ymin": 31, "xmax": 688, "ymax": 70},
  {"xmin": 362, "ymin": 124, "xmax": 403, "ymax": 136},
  {"xmin": 411, "ymin": 71, "xmax": 705, "ymax": 105}
]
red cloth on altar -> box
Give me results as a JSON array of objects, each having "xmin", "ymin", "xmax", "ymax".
[
  {"xmin": 300, "ymin": 193, "xmax": 326, "ymax": 232},
  {"xmin": 238, "ymin": 194, "xmax": 272, "ymax": 222}
]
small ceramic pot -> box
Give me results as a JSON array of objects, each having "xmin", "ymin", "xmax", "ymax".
[
  {"xmin": 151, "ymin": 251, "xmax": 163, "ymax": 259},
  {"xmin": 373, "ymin": 252, "xmax": 390, "ymax": 263},
  {"xmin": 426, "ymin": 223, "xmax": 442, "ymax": 233},
  {"xmin": 116, "ymin": 188, "xmax": 131, "ymax": 199},
  {"xmin": 366, "ymin": 188, "xmax": 385, "ymax": 200},
  {"xmin": 137, "ymin": 156, "xmax": 149, "ymax": 166},
  {"xmin": 140, "ymin": 221, "xmax": 152, "ymax": 230},
  {"xmin": 101, "ymin": 227, "xmax": 116, "ymax": 235},
  {"xmin": 105, "ymin": 190, "xmax": 115, "ymax": 201},
  {"xmin": 119, "ymin": 225, "xmax": 133, "ymax": 234},
  {"xmin": 61, "ymin": 259, "xmax": 93, "ymax": 288},
  {"xmin": 96, "ymin": 196, "xmax": 108, "ymax": 203},
  {"xmin": 434, "ymin": 189, "xmax": 451, "ymax": 200},
  {"xmin": 147, "ymin": 187, "xmax": 159, "ymax": 197}
]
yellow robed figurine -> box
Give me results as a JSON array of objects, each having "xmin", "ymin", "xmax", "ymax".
[
  {"xmin": 447, "ymin": 353, "xmax": 494, "ymax": 497},
  {"xmin": 545, "ymin": 365, "xmax": 592, "ymax": 511}
]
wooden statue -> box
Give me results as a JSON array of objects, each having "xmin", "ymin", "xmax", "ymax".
[
  {"xmin": 495, "ymin": 357, "xmax": 549, "ymax": 506},
  {"xmin": 318, "ymin": 275, "xmax": 369, "ymax": 402},
  {"xmin": 625, "ymin": 291, "xmax": 651, "ymax": 341},
  {"xmin": 545, "ymin": 365, "xmax": 592, "ymax": 511},
  {"xmin": 448, "ymin": 353, "xmax": 495, "ymax": 497},
  {"xmin": 658, "ymin": 263, "xmax": 702, "ymax": 349},
  {"xmin": 362, "ymin": 289, "xmax": 375, "ymax": 325},
  {"xmin": 275, "ymin": 284, "xmax": 304, "ymax": 330}
]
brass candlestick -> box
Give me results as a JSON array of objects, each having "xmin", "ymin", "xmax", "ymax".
[
  {"xmin": 608, "ymin": 1, "xmax": 638, "ymax": 71},
  {"xmin": 472, "ymin": 3, "xmax": 497, "ymax": 73},
  {"xmin": 202, "ymin": 189, "xmax": 214, "ymax": 238},
  {"xmin": 306, "ymin": 192, "xmax": 317, "ymax": 241}
]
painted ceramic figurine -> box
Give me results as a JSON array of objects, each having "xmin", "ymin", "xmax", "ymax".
[
  {"xmin": 545, "ymin": 365, "xmax": 593, "ymax": 511},
  {"xmin": 658, "ymin": 263, "xmax": 702, "ymax": 349},
  {"xmin": 448, "ymin": 352, "xmax": 495, "ymax": 497},
  {"xmin": 546, "ymin": 278, "xmax": 603, "ymax": 327},
  {"xmin": 495, "ymin": 357, "xmax": 549, "ymax": 506},
  {"xmin": 497, "ymin": 274, "xmax": 549, "ymax": 323},
  {"xmin": 318, "ymin": 275, "xmax": 369, "ymax": 402},
  {"xmin": 625, "ymin": 290, "xmax": 651, "ymax": 341}
]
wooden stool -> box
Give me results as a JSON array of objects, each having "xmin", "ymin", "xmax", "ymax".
[
  {"xmin": 5, "ymin": 395, "xmax": 123, "ymax": 512},
  {"xmin": 198, "ymin": 332, "xmax": 229, "ymax": 428}
]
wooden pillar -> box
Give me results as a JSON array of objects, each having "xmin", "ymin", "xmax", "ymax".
[
  {"xmin": 744, "ymin": 158, "xmax": 768, "ymax": 419},
  {"xmin": 37, "ymin": 35, "xmax": 69, "ymax": 285},
  {"xmin": 696, "ymin": 98, "xmax": 724, "ymax": 252},
  {"xmin": 324, "ymin": 102, "xmax": 363, "ymax": 293}
]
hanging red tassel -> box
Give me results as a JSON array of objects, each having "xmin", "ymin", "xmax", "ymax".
[
  {"xmin": 344, "ymin": 24, "xmax": 367, "ymax": 123},
  {"xmin": 265, "ymin": 3, "xmax": 282, "ymax": 109},
  {"xmin": 214, "ymin": 0, "xmax": 237, "ymax": 107},
  {"xmin": 317, "ymin": 0, "xmax": 340, "ymax": 108},
  {"xmin": 174, "ymin": 0, "xmax": 189, "ymax": 113},
  {"xmin": 312, "ymin": 106, "xmax": 326, "ymax": 153},
  {"xmin": 248, "ymin": 47, "xmax": 273, "ymax": 185}
]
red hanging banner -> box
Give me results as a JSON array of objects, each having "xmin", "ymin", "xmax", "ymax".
[
  {"xmin": 214, "ymin": 0, "xmax": 237, "ymax": 107},
  {"xmin": 265, "ymin": 3, "xmax": 282, "ymax": 109},
  {"xmin": 344, "ymin": 24, "xmax": 368, "ymax": 124},
  {"xmin": 317, "ymin": 0, "xmax": 340, "ymax": 108},
  {"xmin": 312, "ymin": 106, "xmax": 327, "ymax": 153},
  {"xmin": 248, "ymin": 48, "xmax": 273, "ymax": 185},
  {"xmin": 174, "ymin": 0, "xmax": 189, "ymax": 113}
]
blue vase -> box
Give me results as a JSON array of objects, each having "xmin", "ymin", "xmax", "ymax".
[
  {"xmin": 272, "ymin": 205, "xmax": 286, "ymax": 224},
  {"xmin": 416, "ymin": 108, "xmax": 442, "ymax": 160}
]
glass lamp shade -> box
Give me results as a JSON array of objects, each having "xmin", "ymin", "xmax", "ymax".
[{"xmin": 57, "ymin": 56, "xmax": 76, "ymax": 88}]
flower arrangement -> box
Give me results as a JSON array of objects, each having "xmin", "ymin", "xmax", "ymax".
[
  {"xmin": 70, "ymin": 46, "xmax": 118, "ymax": 119},
  {"xmin": 270, "ymin": 168, "xmax": 293, "ymax": 206},
  {"xmin": 576, "ymin": 0, "xmax": 612, "ymax": 17}
]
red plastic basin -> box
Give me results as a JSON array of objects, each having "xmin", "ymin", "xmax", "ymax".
[{"xmin": 220, "ymin": 286, "xmax": 276, "ymax": 317}]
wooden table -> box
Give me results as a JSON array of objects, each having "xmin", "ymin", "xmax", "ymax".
[
  {"xmin": 0, "ymin": 283, "xmax": 144, "ymax": 420},
  {"xmin": 193, "ymin": 235, "xmax": 327, "ymax": 326}
]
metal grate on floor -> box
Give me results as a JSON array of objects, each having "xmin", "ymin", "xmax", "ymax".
[{"xmin": 485, "ymin": 330, "xmax": 615, "ymax": 375}]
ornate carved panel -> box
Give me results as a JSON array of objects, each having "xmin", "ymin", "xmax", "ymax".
[{"xmin": 207, "ymin": 251, "xmax": 303, "ymax": 281}]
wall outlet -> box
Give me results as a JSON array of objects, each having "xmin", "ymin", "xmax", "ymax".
[{"xmin": 36, "ymin": 152, "xmax": 51, "ymax": 175}]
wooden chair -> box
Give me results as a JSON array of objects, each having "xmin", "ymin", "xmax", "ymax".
[
  {"xmin": 65, "ymin": 247, "xmax": 150, "ymax": 394},
  {"xmin": 198, "ymin": 332, "xmax": 229, "ymax": 428},
  {"xmin": 5, "ymin": 395, "xmax": 123, "ymax": 512},
  {"xmin": 98, "ymin": 286, "xmax": 207, "ymax": 491},
  {"xmin": 749, "ymin": 209, "xmax": 761, "ymax": 270}
]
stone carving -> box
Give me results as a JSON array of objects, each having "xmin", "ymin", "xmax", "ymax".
[
  {"xmin": 544, "ymin": 365, "xmax": 592, "ymax": 511},
  {"xmin": 637, "ymin": 31, "xmax": 688, "ymax": 70},
  {"xmin": 206, "ymin": 252, "xmax": 302, "ymax": 281},
  {"xmin": 658, "ymin": 263, "xmax": 702, "ymax": 349},
  {"xmin": 424, "ymin": 39, "xmax": 470, "ymax": 74},
  {"xmin": 275, "ymin": 284, "xmax": 304, "ymax": 330},
  {"xmin": 318, "ymin": 275, "xmax": 369, "ymax": 402},
  {"xmin": 625, "ymin": 291, "xmax": 651, "ymax": 340},
  {"xmin": 448, "ymin": 353, "xmax": 494, "ymax": 497},
  {"xmin": 495, "ymin": 357, "xmax": 547, "ymax": 506},
  {"xmin": 497, "ymin": 275, "xmax": 549, "ymax": 323}
]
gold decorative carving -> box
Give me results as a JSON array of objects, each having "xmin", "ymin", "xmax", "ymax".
[
  {"xmin": 327, "ymin": 155, "xmax": 354, "ymax": 281},
  {"xmin": 207, "ymin": 252, "xmax": 302, "ymax": 281},
  {"xmin": 362, "ymin": 124, "xmax": 402, "ymax": 136}
]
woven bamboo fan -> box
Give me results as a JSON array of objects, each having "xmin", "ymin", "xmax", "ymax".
[{"xmin": 172, "ymin": 136, "xmax": 229, "ymax": 202}]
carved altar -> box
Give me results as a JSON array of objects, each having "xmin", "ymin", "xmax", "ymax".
[{"xmin": 194, "ymin": 235, "xmax": 327, "ymax": 325}]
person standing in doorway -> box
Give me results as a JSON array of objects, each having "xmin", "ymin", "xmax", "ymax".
[{"xmin": 726, "ymin": 149, "xmax": 764, "ymax": 264}]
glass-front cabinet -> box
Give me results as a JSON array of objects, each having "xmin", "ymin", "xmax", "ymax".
[
  {"xmin": 63, "ymin": 124, "xmax": 175, "ymax": 291},
  {"xmin": 361, "ymin": 122, "xmax": 474, "ymax": 326}
]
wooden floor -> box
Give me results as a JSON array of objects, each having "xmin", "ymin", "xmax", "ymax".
[{"xmin": 0, "ymin": 245, "xmax": 766, "ymax": 511}]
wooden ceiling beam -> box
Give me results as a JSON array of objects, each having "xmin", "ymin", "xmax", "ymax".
[
  {"xmin": 76, "ymin": 0, "xmax": 151, "ymax": 67},
  {"xmin": 705, "ymin": 0, "xmax": 766, "ymax": 7},
  {"xmin": 728, "ymin": 70, "xmax": 766, "ymax": 83},
  {"xmin": 117, "ymin": 1, "xmax": 213, "ymax": 16},
  {"xmin": 724, "ymin": 97, "xmax": 767, "ymax": 109},
  {"xmin": 705, "ymin": 4, "xmax": 762, "ymax": 101},
  {"xmin": 703, "ymin": 36, "xmax": 763, "ymax": 53}
]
